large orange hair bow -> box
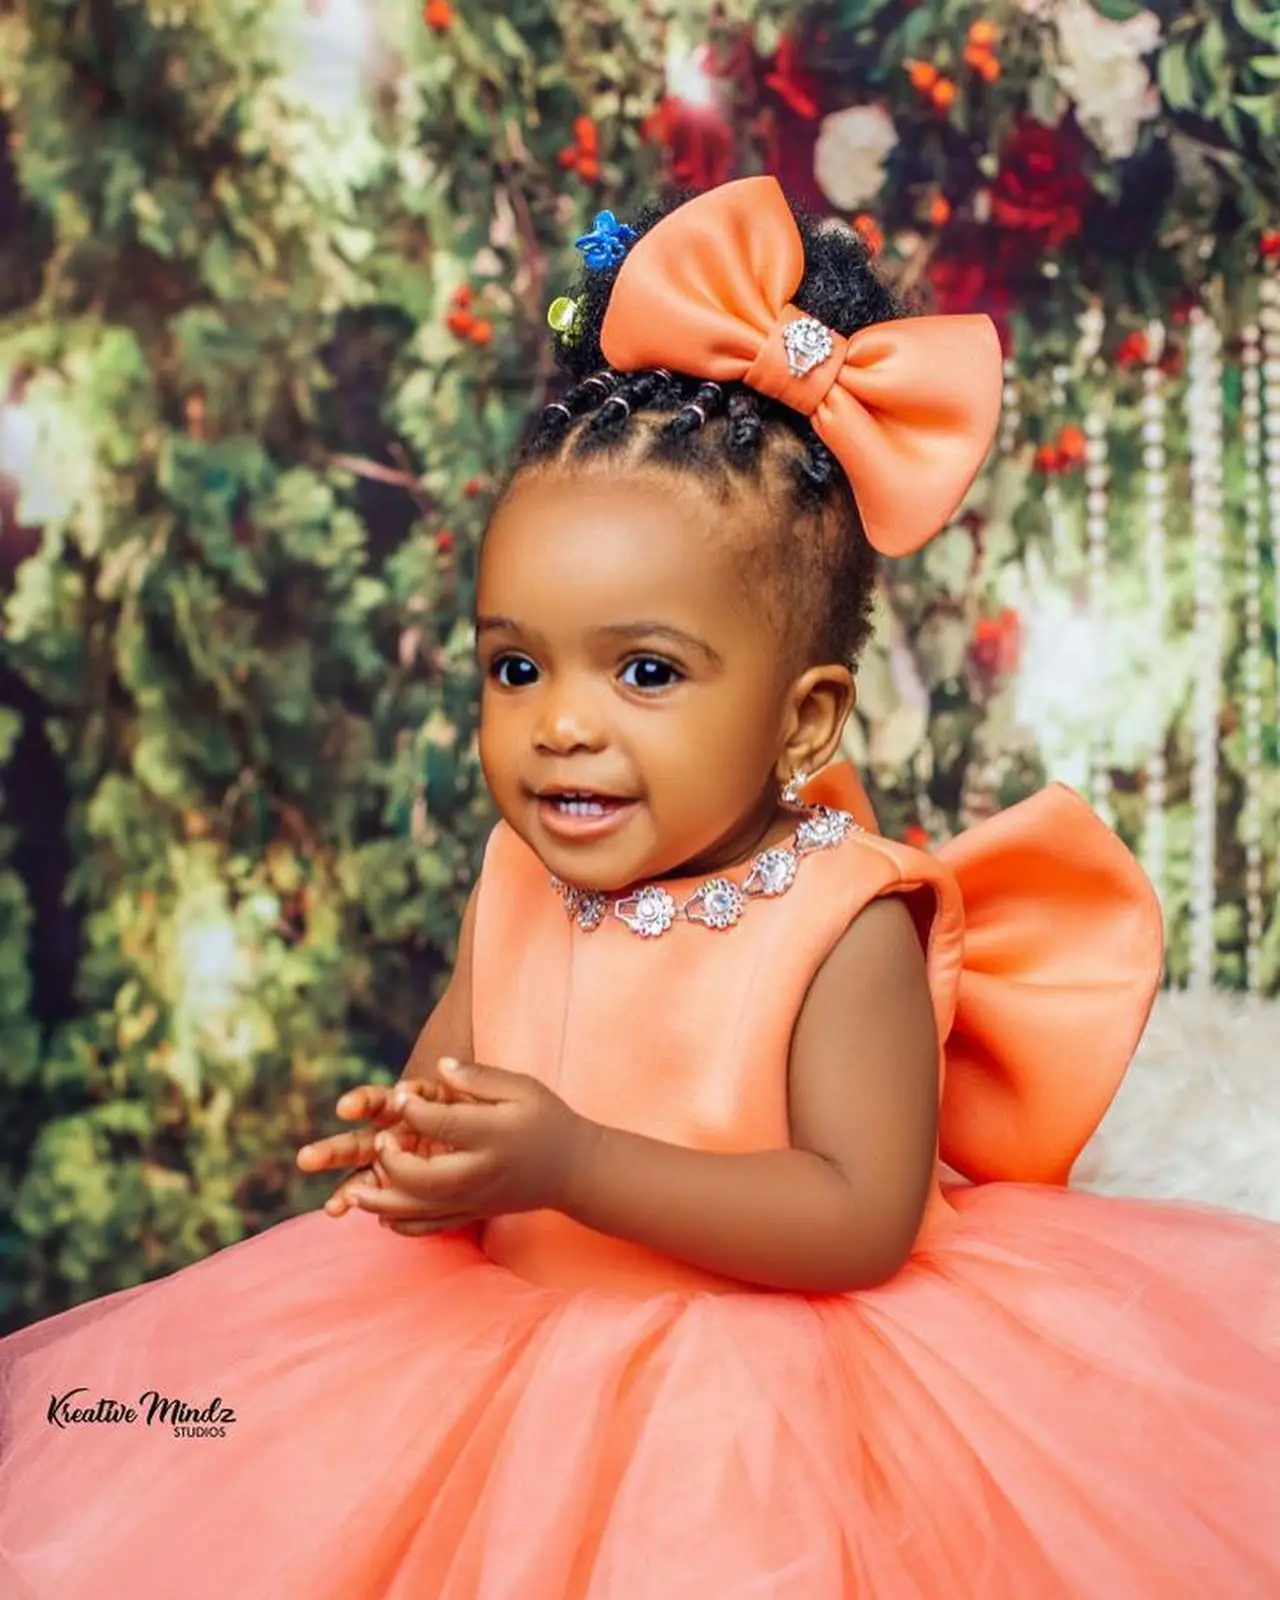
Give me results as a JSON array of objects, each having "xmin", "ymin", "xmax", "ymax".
[{"xmin": 600, "ymin": 175, "xmax": 1003, "ymax": 556}]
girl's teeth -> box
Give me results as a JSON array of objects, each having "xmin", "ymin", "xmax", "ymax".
[{"xmin": 555, "ymin": 798, "xmax": 608, "ymax": 816}]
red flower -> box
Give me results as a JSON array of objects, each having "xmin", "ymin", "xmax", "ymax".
[
  {"xmin": 763, "ymin": 33, "xmax": 818, "ymax": 119},
  {"xmin": 642, "ymin": 97, "xmax": 735, "ymax": 190},
  {"xmin": 970, "ymin": 608, "xmax": 1021, "ymax": 678},
  {"xmin": 1115, "ymin": 331, "xmax": 1149, "ymax": 368},
  {"xmin": 926, "ymin": 245, "xmax": 1012, "ymax": 347},
  {"xmin": 990, "ymin": 120, "xmax": 1090, "ymax": 250}
]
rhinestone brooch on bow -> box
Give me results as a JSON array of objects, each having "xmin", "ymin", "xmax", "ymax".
[
  {"xmin": 549, "ymin": 805, "xmax": 860, "ymax": 937},
  {"xmin": 782, "ymin": 316, "xmax": 835, "ymax": 378}
]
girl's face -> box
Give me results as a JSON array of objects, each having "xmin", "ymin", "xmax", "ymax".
[{"xmin": 475, "ymin": 465, "xmax": 850, "ymax": 893}]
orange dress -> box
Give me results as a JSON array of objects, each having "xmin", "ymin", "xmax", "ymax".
[{"xmin": 2, "ymin": 762, "xmax": 1278, "ymax": 1599}]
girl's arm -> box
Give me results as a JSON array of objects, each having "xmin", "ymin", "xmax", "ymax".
[
  {"xmin": 399, "ymin": 883, "xmax": 478, "ymax": 1081},
  {"xmin": 559, "ymin": 895, "xmax": 940, "ymax": 1294}
]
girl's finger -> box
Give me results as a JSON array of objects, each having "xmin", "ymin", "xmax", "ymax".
[
  {"xmin": 297, "ymin": 1128, "xmax": 378, "ymax": 1172},
  {"xmin": 324, "ymin": 1164, "xmax": 380, "ymax": 1216},
  {"xmin": 380, "ymin": 1216, "xmax": 478, "ymax": 1237},
  {"xmin": 393, "ymin": 1093, "xmax": 494, "ymax": 1150},
  {"xmin": 346, "ymin": 1158, "xmax": 483, "ymax": 1217},
  {"xmin": 337, "ymin": 1084, "xmax": 425, "ymax": 1128},
  {"xmin": 373, "ymin": 1139, "xmax": 484, "ymax": 1200}
]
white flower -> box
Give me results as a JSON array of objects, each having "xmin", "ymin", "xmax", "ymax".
[
  {"xmin": 1051, "ymin": 0, "xmax": 1162, "ymax": 160},
  {"xmin": 813, "ymin": 104, "xmax": 898, "ymax": 211}
]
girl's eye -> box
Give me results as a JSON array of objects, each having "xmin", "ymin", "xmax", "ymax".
[
  {"xmin": 489, "ymin": 654, "xmax": 538, "ymax": 689},
  {"xmin": 619, "ymin": 656, "xmax": 683, "ymax": 691}
]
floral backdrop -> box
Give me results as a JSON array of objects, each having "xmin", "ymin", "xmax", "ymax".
[{"xmin": 0, "ymin": 0, "xmax": 1276, "ymax": 1326}]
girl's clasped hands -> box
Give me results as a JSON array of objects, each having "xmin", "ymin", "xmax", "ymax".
[{"xmin": 295, "ymin": 1059, "xmax": 591, "ymax": 1236}]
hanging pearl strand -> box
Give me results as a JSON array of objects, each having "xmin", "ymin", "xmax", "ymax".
[
  {"xmin": 1240, "ymin": 320, "xmax": 1265, "ymax": 993},
  {"xmin": 1075, "ymin": 304, "xmax": 1111, "ymax": 820},
  {"xmin": 1140, "ymin": 321, "xmax": 1169, "ymax": 915},
  {"xmin": 1047, "ymin": 362, "xmax": 1072, "ymax": 567},
  {"xmin": 1000, "ymin": 356, "xmax": 1020, "ymax": 455},
  {"xmin": 1185, "ymin": 307, "xmax": 1227, "ymax": 992}
]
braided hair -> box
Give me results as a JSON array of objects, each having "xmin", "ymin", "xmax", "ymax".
[{"xmin": 502, "ymin": 190, "xmax": 907, "ymax": 673}]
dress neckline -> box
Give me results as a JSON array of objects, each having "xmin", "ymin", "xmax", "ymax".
[{"xmin": 547, "ymin": 803, "xmax": 862, "ymax": 938}]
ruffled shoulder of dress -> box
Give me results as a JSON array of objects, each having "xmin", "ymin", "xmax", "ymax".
[{"xmin": 802, "ymin": 762, "xmax": 1165, "ymax": 1187}]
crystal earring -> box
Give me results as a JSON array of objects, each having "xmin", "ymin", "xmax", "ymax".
[{"xmin": 780, "ymin": 770, "xmax": 808, "ymax": 807}]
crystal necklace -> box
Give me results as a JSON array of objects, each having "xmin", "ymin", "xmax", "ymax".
[{"xmin": 548, "ymin": 805, "xmax": 861, "ymax": 937}]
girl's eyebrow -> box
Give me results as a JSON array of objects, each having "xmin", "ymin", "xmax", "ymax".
[
  {"xmin": 594, "ymin": 621, "xmax": 723, "ymax": 667},
  {"xmin": 475, "ymin": 616, "xmax": 723, "ymax": 668}
]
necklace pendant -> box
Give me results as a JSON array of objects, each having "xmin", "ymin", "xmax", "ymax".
[
  {"xmin": 795, "ymin": 807, "xmax": 857, "ymax": 854},
  {"xmin": 743, "ymin": 847, "xmax": 798, "ymax": 898},
  {"xmin": 615, "ymin": 885, "xmax": 677, "ymax": 937},
  {"xmin": 550, "ymin": 877, "xmax": 607, "ymax": 930},
  {"xmin": 684, "ymin": 876, "xmax": 746, "ymax": 930}
]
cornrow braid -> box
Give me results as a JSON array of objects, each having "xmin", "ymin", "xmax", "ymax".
[
  {"xmin": 499, "ymin": 191, "xmax": 905, "ymax": 671},
  {"xmin": 663, "ymin": 381, "xmax": 727, "ymax": 440}
]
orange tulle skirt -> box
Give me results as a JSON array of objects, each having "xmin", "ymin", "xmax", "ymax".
[{"xmin": 2, "ymin": 1187, "xmax": 1279, "ymax": 1598}]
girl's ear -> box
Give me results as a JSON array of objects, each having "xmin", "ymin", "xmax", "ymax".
[{"xmin": 780, "ymin": 663, "xmax": 856, "ymax": 780}]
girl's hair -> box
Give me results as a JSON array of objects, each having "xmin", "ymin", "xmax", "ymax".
[{"xmin": 504, "ymin": 189, "xmax": 907, "ymax": 673}]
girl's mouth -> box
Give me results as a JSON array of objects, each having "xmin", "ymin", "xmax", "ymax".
[{"xmin": 536, "ymin": 793, "xmax": 638, "ymax": 840}]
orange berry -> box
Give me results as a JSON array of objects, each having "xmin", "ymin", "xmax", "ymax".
[
  {"xmin": 468, "ymin": 319, "xmax": 493, "ymax": 345},
  {"xmin": 930, "ymin": 78, "xmax": 956, "ymax": 110},
  {"xmin": 576, "ymin": 154, "xmax": 600, "ymax": 182},
  {"xmin": 557, "ymin": 146, "xmax": 577, "ymax": 169},
  {"xmin": 1057, "ymin": 425, "xmax": 1087, "ymax": 464},
  {"xmin": 423, "ymin": 0, "xmax": 451, "ymax": 29},
  {"xmin": 445, "ymin": 309, "xmax": 474, "ymax": 336},
  {"xmin": 450, "ymin": 284, "xmax": 472, "ymax": 308},
  {"xmin": 976, "ymin": 51, "xmax": 1001, "ymax": 82},
  {"xmin": 928, "ymin": 194, "xmax": 951, "ymax": 226},
  {"xmin": 573, "ymin": 115, "xmax": 598, "ymax": 152},
  {"xmin": 1034, "ymin": 445, "xmax": 1060, "ymax": 474},
  {"xmin": 907, "ymin": 59, "xmax": 938, "ymax": 92},
  {"xmin": 967, "ymin": 19, "xmax": 998, "ymax": 46},
  {"xmin": 852, "ymin": 213, "xmax": 884, "ymax": 255}
]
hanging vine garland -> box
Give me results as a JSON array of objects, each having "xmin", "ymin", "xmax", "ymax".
[
  {"xmin": 1140, "ymin": 321, "xmax": 1168, "ymax": 917},
  {"xmin": 1262, "ymin": 265, "xmax": 1280, "ymax": 768},
  {"xmin": 1085, "ymin": 401, "xmax": 1112, "ymax": 822},
  {"xmin": 1184, "ymin": 306, "xmax": 1227, "ymax": 992},
  {"xmin": 1240, "ymin": 319, "xmax": 1265, "ymax": 994}
]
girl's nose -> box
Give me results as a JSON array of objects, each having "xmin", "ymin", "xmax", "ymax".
[{"xmin": 532, "ymin": 688, "xmax": 606, "ymax": 755}]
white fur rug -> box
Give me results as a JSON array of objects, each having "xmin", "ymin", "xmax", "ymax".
[{"xmin": 1071, "ymin": 990, "xmax": 1280, "ymax": 1220}]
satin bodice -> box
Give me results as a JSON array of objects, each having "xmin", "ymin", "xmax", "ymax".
[{"xmin": 470, "ymin": 764, "xmax": 1163, "ymax": 1293}]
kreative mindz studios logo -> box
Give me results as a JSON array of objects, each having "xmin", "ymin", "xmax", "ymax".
[{"xmin": 48, "ymin": 1388, "xmax": 237, "ymax": 1439}]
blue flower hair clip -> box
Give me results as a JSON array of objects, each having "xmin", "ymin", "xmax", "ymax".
[{"xmin": 574, "ymin": 210, "xmax": 638, "ymax": 272}]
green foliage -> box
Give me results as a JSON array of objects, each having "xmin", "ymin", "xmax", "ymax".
[{"xmin": 0, "ymin": 0, "xmax": 1277, "ymax": 1326}]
